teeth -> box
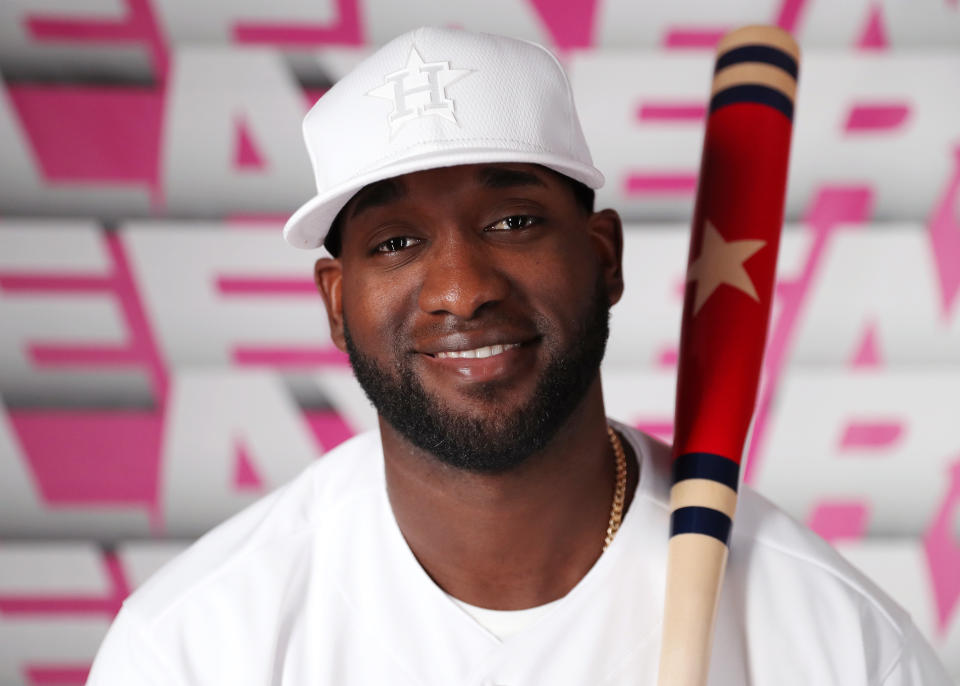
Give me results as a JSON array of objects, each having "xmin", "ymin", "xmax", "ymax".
[{"xmin": 436, "ymin": 343, "xmax": 519, "ymax": 360}]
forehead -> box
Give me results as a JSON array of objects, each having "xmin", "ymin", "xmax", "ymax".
[
  {"xmin": 325, "ymin": 163, "xmax": 583, "ymax": 256},
  {"xmin": 343, "ymin": 163, "xmax": 555, "ymax": 219}
]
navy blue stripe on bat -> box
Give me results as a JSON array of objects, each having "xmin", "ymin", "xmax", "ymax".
[
  {"xmin": 672, "ymin": 452, "xmax": 741, "ymax": 492},
  {"xmin": 709, "ymin": 84, "xmax": 793, "ymax": 120},
  {"xmin": 714, "ymin": 44, "xmax": 798, "ymax": 79},
  {"xmin": 671, "ymin": 506, "xmax": 733, "ymax": 544}
]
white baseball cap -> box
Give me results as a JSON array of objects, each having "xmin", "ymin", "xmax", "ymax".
[{"xmin": 282, "ymin": 26, "xmax": 604, "ymax": 250}]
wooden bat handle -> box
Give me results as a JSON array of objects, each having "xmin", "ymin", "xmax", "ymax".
[{"xmin": 656, "ymin": 25, "xmax": 800, "ymax": 686}]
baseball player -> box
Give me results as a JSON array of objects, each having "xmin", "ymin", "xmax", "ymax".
[{"xmin": 86, "ymin": 27, "xmax": 950, "ymax": 686}]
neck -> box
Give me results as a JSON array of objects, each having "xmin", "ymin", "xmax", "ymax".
[{"xmin": 381, "ymin": 380, "xmax": 638, "ymax": 610}]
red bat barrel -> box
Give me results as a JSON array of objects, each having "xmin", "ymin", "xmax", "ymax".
[{"xmin": 657, "ymin": 26, "xmax": 800, "ymax": 686}]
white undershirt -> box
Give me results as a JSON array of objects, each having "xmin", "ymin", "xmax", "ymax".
[{"xmin": 447, "ymin": 595, "xmax": 563, "ymax": 640}]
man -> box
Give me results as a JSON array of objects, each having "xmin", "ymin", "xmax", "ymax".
[{"xmin": 87, "ymin": 27, "xmax": 950, "ymax": 685}]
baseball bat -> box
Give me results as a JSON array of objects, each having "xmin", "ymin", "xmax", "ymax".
[{"xmin": 656, "ymin": 25, "xmax": 800, "ymax": 686}]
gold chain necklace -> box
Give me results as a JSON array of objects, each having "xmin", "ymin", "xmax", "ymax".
[{"xmin": 603, "ymin": 426, "xmax": 628, "ymax": 551}]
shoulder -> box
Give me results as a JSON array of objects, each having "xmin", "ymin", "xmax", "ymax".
[
  {"xmin": 721, "ymin": 491, "xmax": 950, "ymax": 683},
  {"xmin": 618, "ymin": 424, "xmax": 906, "ymax": 620},
  {"xmin": 616, "ymin": 424, "xmax": 949, "ymax": 684},
  {"xmin": 122, "ymin": 430, "xmax": 382, "ymax": 624},
  {"xmin": 88, "ymin": 430, "xmax": 385, "ymax": 684}
]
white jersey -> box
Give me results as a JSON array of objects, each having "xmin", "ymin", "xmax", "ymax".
[{"xmin": 86, "ymin": 424, "xmax": 951, "ymax": 686}]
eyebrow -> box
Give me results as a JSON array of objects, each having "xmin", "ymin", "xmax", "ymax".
[
  {"xmin": 476, "ymin": 166, "xmax": 548, "ymax": 190},
  {"xmin": 346, "ymin": 166, "xmax": 547, "ymax": 221},
  {"xmin": 347, "ymin": 178, "xmax": 407, "ymax": 219}
]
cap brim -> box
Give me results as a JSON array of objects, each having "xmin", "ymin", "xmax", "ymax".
[
  {"xmin": 282, "ymin": 149, "xmax": 604, "ymax": 251},
  {"xmin": 282, "ymin": 191, "xmax": 353, "ymax": 251}
]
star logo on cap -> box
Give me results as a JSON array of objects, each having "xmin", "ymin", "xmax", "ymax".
[
  {"xmin": 686, "ymin": 221, "xmax": 767, "ymax": 314},
  {"xmin": 367, "ymin": 46, "xmax": 473, "ymax": 137}
]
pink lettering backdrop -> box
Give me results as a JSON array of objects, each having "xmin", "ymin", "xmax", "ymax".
[{"xmin": 0, "ymin": 1, "xmax": 958, "ymax": 683}]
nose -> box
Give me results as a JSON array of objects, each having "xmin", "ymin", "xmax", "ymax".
[{"xmin": 417, "ymin": 233, "xmax": 511, "ymax": 319}]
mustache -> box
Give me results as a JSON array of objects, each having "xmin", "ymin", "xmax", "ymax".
[{"xmin": 404, "ymin": 310, "xmax": 545, "ymax": 342}]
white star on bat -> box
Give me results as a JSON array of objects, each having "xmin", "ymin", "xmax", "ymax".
[{"xmin": 686, "ymin": 221, "xmax": 767, "ymax": 315}]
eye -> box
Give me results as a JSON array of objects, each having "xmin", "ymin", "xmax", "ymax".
[
  {"xmin": 374, "ymin": 236, "xmax": 421, "ymax": 254},
  {"xmin": 485, "ymin": 215, "xmax": 541, "ymax": 232}
]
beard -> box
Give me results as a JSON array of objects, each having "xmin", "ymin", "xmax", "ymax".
[{"xmin": 343, "ymin": 276, "xmax": 611, "ymax": 473}]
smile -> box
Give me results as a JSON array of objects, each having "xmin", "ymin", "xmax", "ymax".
[{"xmin": 434, "ymin": 343, "xmax": 521, "ymax": 360}]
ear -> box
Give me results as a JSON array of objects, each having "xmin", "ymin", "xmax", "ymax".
[
  {"xmin": 587, "ymin": 209, "xmax": 624, "ymax": 306},
  {"xmin": 315, "ymin": 257, "xmax": 347, "ymax": 352}
]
